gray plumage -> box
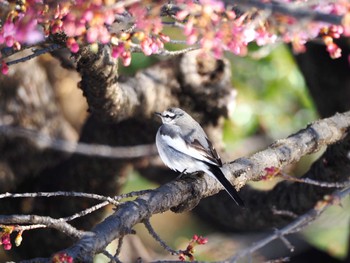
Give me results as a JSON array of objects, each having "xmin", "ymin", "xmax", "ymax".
[{"xmin": 155, "ymin": 107, "xmax": 244, "ymax": 207}]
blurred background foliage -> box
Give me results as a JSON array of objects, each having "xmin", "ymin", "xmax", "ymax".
[{"xmin": 111, "ymin": 41, "xmax": 350, "ymax": 262}]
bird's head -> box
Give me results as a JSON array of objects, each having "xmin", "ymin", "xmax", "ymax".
[{"xmin": 155, "ymin": 107, "xmax": 185, "ymax": 124}]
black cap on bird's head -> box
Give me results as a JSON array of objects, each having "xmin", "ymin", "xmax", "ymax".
[{"xmin": 155, "ymin": 108, "xmax": 185, "ymax": 124}]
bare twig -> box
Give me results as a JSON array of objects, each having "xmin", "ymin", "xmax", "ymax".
[
  {"xmin": 0, "ymin": 191, "xmax": 119, "ymax": 206},
  {"xmin": 5, "ymin": 44, "xmax": 62, "ymax": 66},
  {"xmin": 271, "ymin": 208, "xmax": 298, "ymax": 219},
  {"xmin": 229, "ymin": 187, "xmax": 350, "ymax": 262},
  {"xmin": 101, "ymin": 249, "xmax": 122, "ymax": 263},
  {"xmin": 115, "ymin": 236, "xmax": 124, "ymax": 257},
  {"xmin": 62, "ymin": 201, "xmax": 111, "ymax": 222},
  {"xmin": 143, "ymin": 219, "xmax": 178, "ymax": 255},
  {"xmin": 280, "ymin": 172, "xmax": 350, "ymax": 188},
  {"xmin": 129, "ymin": 42, "xmax": 199, "ymax": 56},
  {"xmin": 0, "ymin": 125, "xmax": 157, "ymax": 159},
  {"xmin": 0, "ymin": 215, "xmax": 88, "ymax": 239},
  {"xmin": 273, "ymin": 229, "xmax": 294, "ymax": 252},
  {"xmin": 156, "ymin": 47, "xmax": 199, "ymax": 56}
]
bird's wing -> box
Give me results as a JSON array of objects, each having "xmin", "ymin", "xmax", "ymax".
[
  {"xmin": 190, "ymin": 138, "xmax": 222, "ymax": 166},
  {"xmin": 160, "ymin": 129, "xmax": 221, "ymax": 166}
]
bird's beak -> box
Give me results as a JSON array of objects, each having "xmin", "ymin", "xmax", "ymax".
[{"xmin": 154, "ymin": 112, "xmax": 162, "ymax": 117}]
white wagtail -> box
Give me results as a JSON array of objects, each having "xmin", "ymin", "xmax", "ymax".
[{"xmin": 155, "ymin": 107, "xmax": 244, "ymax": 207}]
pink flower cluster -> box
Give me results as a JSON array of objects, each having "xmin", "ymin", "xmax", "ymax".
[
  {"xmin": 178, "ymin": 234, "xmax": 208, "ymax": 261},
  {"xmin": 1, "ymin": 0, "xmax": 350, "ymax": 72},
  {"xmin": 175, "ymin": 0, "xmax": 349, "ymax": 58},
  {"xmin": 0, "ymin": 10, "xmax": 43, "ymax": 50},
  {"xmin": 109, "ymin": 4, "xmax": 169, "ymax": 65},
  {"xmin": 321, "ymin": 25, "xmax": 344, "ymax": 58},
  {"xmin": 49, "ymin": 2, "xmax": 170, "ymax": 64},
  {"xmin": 0, "ymin": 232, "xmax": 12, "ymax": 250},
  {"xmin": 52, "ymin": 252, "xmax": 73, "ymax": 263},
  {"xmin": 0, "ymin": 225, "xmax": 16, "ymax": 251},
  {"xmin": 176, "ymin": 0, "xmax": 279, "ymax": 58},
  {"xmin": 48, "ymin": 2, "xmax": 116, "ymax": 53}
]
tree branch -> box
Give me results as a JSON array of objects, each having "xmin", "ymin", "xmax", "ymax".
[
  {"xmin": 56, "ymin": 110, "xmax": 350, "ymax": 262},
  {"xmin": 226, "ymin": 111, "xmax": 350, "ymax": 188},
  {"xmin": 0, "ymin": 215, "xmax": 87, "ymax": 239},
  {"xmin": 0, "ymin": 125, "xmax": 157, "ymax": 159},
  {"xmin": 230, "ymin": 187, "xmax": 350, "ymax": 262}
]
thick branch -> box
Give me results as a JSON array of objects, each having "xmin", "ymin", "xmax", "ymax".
[
  {"xmin": 76, "ymin": 48, "xmax": 235, "ymax": 123},
  {"xmin": 226, "ymin": 111, "xmax": 350, "ymax": 188},
  {"xmin": 59, "ymin": 110, "xmax": 349, "ymax": 261}
]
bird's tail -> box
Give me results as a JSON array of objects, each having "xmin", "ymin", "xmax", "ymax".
[{"xmin": 208, "ymin": 165, "xmax": 244, "ymax": 207}]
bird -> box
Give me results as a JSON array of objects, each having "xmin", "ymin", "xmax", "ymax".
[{"xmin": 155, "ymin": 107, "xmax": 244, "ymax": 207}]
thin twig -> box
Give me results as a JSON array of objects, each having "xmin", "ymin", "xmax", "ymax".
[
  {"xmin": 229, "ymin": 187, "xmax": 350, "ymax": 262},
  {"xmin": 1, "ymin": 41, "xmax": 46, "ymax": 58},
  {"xmin": 156, "ymin": 47, "xmax": 199, "ymax": 56},
  {"xmin": 102, "ymin": 249, "xmax": 122, "ymax": 263},
  {"xmin": 62, "ymin": 201, "xmax": 111, "ymax": 222},
  {"xmin": 143, "ymin": 219, "xmax": 178, "ymax": 255},
  {"xmin": 5, "ymin": 44, "xmax": 62, "ymax": 66},
  {"xmin": 273, "ymin": 229, "xmax": 294, "ymax": 252},
  {"xmin": 280, "ymin": 172, "xmax": 350, "ymax": 188},
  {"xmin": 271, "ymin": 208, "xmax": 298, "ymax": 219},
  {"xmin": 115, "ymin": 236, "xmax": 124, "ymax": 257},
  {"xmin": 0, "ymin": 125, "xmax": 157, "ymax": 159},
  {"xmin": 0, "ymin": 215, "xmax": 88, "ymax": 239},
  {"xmin": 0, "ymin": 191, "xmax": 119, "ymax": 206},
  {"xmin": 129, "ymin": 42, "xmax": 199, "ymax": 56}
]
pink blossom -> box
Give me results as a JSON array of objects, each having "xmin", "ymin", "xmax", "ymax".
[
  {"xmin": 83, "ymin": 10, "xmax": 94, "ymax": 22},
  {"xmin": 87, "ymin": 27, "xmax": 99, "ymax": 43},
  {"xmin": 98, "ymin": 26, "xmax": 111, "ymax": 44},
  {"xmin": 66, "ymin": 37, "xmax": 79, "ymax": 53},
  {"xmin": 112, "ymin": 43, "xmax": 125, "ymax": 58},
  {"xmin": 1, "ymin": 62, "xmax": 9, "ymax": 75},
  {"xmin": 121, "ymin": 51, "xmax": 131, "ymax": 66},
  {"xmin": 327, "ymin": 42, "xmax": 342, "ymax": 59},
  {"xmin": 104, "ymin": 10, "xmax": 115, "ymax": 25},
  {"xmin": 176, "ymin": 10, "xmax": 189, "ymax": 21},
  {"xmin": 141, "ymin": 38, "xmax": 153, "ymax": 56},
  {"xmin": 1, "ymin": 233, "xmax": 12, "ymax": 250}
]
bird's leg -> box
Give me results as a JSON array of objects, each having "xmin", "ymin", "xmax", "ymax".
[{"xmin": 176, "ymin": 169, "xmax": 187, "ymax": 179}]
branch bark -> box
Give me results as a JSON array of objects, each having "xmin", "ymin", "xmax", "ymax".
[{"xmin": 55, "ymin": 110, "xmax": 350, "ymax": 262}]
